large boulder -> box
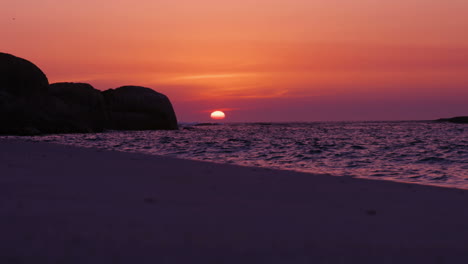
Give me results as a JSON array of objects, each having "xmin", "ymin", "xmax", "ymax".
[
  {"xmin": 0, "ymin": 52, "xmax": 54, "ymax": 135},
  {"xmin": 49, "ymin": 82, "xmax": 108, "ymax": 132},
  {"xmin": 0, "ymin": 52, "xmax": 49, "ymax": 96},
  {"xmin": 102, "ymin": 86, "xmax": 178, "ymax": 130},
  {"xmin": 436, "ymin": 116, "xmax": 468, "ymax": 124}
]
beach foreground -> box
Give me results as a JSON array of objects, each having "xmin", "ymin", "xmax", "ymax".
[{"xmin": 1, "ymin": 139, "xmax": 468, "ymax": 263}]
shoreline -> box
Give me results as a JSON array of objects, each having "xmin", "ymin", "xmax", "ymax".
[
  {"xmin": 3, "ymin": 119, "xmax": 465, "ymax": 190},
  {"xmin": 1, "ymin": 138, "xmax": 468, "ymax": 263},
  {"xmin": 6, "ymin": 135, "xmax": 466, "ymax": 191}
]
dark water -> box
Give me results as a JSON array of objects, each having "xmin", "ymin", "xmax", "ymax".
[{"xmin": 7, "ymin": 121, "xmax": 468, "ymax": 189}]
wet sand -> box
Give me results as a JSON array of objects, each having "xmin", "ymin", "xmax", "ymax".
[{"xmin": 1, "ymin": 139, "xmax": 468, "ymax": 263}]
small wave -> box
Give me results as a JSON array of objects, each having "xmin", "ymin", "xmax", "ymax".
[
  {"xmin": 351, "ymin": 145, "xmax": 366, "ymax": 150},
  {"xmin": 85, "ymin": 136, "xmax": 101, "ymax": 141},
  {"xmin": 432, "ymin": 175, "xmax": 449, "ymax": 181},
  {"xmin": 159, "ymin": 136, "xmax": 173, "ymax": 144},
  {"xmin": 417, "ymin": 157, "xmax": 448, "ymax": 164},
  {"xmin": 266, "ymin": 156, "xmax": 284, "ymax": 161},
  {"xmin": 346, "ymin": 162, "xmax": 360, "ymax": 168}
]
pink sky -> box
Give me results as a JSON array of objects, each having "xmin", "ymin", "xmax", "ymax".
[{"xmin": 2, "ymin": 0, "xmax": 468, "ymax": 122}]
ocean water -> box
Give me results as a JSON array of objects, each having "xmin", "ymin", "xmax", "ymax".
[{"xmin": 7, "ymin": 121, "xmax": 468, "ymax": 189}]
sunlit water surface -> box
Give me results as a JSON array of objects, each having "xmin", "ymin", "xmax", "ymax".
[{"xmin": 6, "ymin": 121, "xmax": 468, "ymax": 189}]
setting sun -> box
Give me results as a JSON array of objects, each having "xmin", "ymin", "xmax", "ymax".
[{"xmin": 210, "ymin": 111, "xmax": 226, "ymax": 120}]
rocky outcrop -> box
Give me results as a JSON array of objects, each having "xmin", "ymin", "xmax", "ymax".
[
  {"xmin": 0, "ymin": 52, "xmax": 179, "ymax": 135},
  {"xmin": 436, "ymin": 116, "xmax": 468, "ymax": 124},
  {"xmin": 102, "ymin": 86, "xmax": 178, "ymax": 130},
  {"xmin": 49, "ymin": 82, "xmax": 108, "ymax": 132}
]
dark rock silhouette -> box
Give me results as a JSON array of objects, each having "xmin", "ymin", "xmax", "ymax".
[
  {"xmin": 0, "ymin": 52, "xmax": 179, "ymax": 135},
  {"xmin": 0, "ymin": 52, "xmax": 55, "ymax": 135},
  {"xmin": 0, "ymin": 52, "xmax": 49, "ymax": 96},
  {"xmin": 102, "ymin": 86, "xmax": 178, "ymax": 130},
  {"xmin": 49, "ymin": 82, "xmax": 108, "ymax": 132},
  {"xmin": 436, "ymin": 116, "xmax": 468, "ymax": 124}
]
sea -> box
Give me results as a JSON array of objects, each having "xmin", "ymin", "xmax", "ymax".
[{"xmin": 6, "ymin": 121, "xmax": 468, "ymax": 189}]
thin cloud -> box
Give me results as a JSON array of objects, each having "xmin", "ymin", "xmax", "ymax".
[{"xmin": 172, "ymin": 73, "xmax": 255, "ymax": 81}]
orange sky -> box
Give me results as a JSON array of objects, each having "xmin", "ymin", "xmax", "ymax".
[{"xmin": 2, "ymin": 0, "xmax": 468, "ymax": 122}]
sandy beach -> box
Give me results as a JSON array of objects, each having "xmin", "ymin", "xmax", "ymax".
[{"xmin": 1, "ymin": 138, "xmax": 468, "ymax": 263}]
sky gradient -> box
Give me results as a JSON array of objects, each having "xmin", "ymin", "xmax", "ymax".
[{"xmin": 2, "ymin": 0, "xmax": 468, "ymax": 122}]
